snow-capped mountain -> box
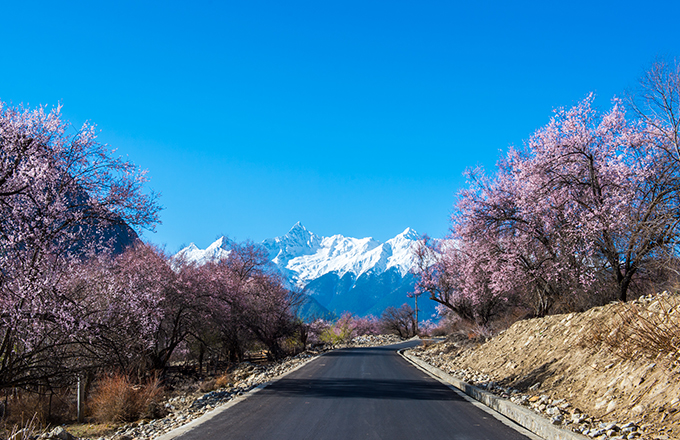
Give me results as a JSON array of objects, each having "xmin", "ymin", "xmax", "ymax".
[
  {"xmin": 262, "ymin": 221, "xmax": 420, "ymax": 287},
  {"xmin": 173, "ymin": 236, "xmax": 232, "ymax": 266},
  {"xmin": 174, "ymin": 222, "xmax": 434, "ymax": 318}
]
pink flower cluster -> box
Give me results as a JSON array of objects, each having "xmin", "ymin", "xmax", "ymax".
[{"xmin": 415, "ymin": 79, "xmax": 680, "ymax": 321}]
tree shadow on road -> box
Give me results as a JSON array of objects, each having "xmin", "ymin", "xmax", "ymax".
[{"xmin": 265, "ymin": 378, "xmax": 464, "ymax": 401}]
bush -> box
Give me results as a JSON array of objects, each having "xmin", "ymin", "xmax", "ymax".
[
  {"xmin": 215, "ymin": 373, "xmax": 232, "ymax": 389},
  {"xmin": 89, "ymin": 373, "xmax": 163, "ymax": 423},
  {"xmin": 198, "ymin": 374, "xmax": 231, "ymax": 393},
  {"xmin": 5, "ymin": 414, "xmax": 41, "ymax": 440}
]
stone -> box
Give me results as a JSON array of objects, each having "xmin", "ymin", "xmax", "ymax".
[
  {"xmin": 603, "ymin": 422, "xmax": 619, "ymax": 431},
  {"xmin": 546, "ymin": 406, "xmax": 561, "ymax": 416},
  {"xmin": 606, "ymin": 400, "xmax": 618, "ymax": 413},
  {"xmin": 572, "ymin": 413, "xmax": 586, "ymax": 423},
  {"xmin": 48, "ymin": 427, "xmax": 75, "ymax": 440}
]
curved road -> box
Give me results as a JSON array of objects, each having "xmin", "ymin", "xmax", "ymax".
[{"xmin": 173, "ymin": 342, "xmax": 535, "ymax": 440}]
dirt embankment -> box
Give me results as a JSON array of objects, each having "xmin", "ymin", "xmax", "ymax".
[{"xmin": 409, "ymin": 292, "xmax": 680, "ymax": 440}]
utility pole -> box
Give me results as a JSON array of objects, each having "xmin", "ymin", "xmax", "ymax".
[
  {"xmin": 77, "ymin": 376, "xmax": 83, "ymax": 423},
  {"xmin": 414, "ymin": 292, "xmax": 420, "ymax": 336}
]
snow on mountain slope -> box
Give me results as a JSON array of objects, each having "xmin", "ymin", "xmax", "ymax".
[
  {"xmin": 173, "ymin": 235, "xmax": 233, "ymax": 266},
  {"xmin": 175, "ymin": 222, "xmax": 422, "ymax": 287}
]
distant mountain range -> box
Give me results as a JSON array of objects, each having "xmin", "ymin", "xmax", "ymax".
[{"xmin": 174, "ymin": 222, "xmax": 437, "ymax": 320}]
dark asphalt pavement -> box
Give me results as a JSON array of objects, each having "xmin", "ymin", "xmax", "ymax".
[{"xmin": 174, "ymin": 342, "xmax": 534, "ymax": 440}]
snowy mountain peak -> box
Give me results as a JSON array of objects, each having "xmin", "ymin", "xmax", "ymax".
[
  {"xmin": 282, "ymin": 222, "xmax": 320, "ymax": 248},
  {"xmin": 175, "ymin": 223, "xmax": 423, "ymax": 286},
  {"xmin": 397, "ymin": 227, "xmax": 420, "ymax": 240},
  {"xmin": 207, "ymin": 236, "xmax": 232, "ymax": 251},
  {"xmin": 173, "ymin": 236, "xmax": 232, "ymax": 267},
  {"xmin": 172, "ymin": 224, "xmax": 434, "ymax": 318},
  {"xmin": 288, "ymin": 221, "xmax": 306, "ymax": 233}
]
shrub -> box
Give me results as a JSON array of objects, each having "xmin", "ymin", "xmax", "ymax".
[
  {"xmin": 5, "ymin": 413, "xmax": 41, "ymax": 440},
  {"xmin": 89, "ymin": 373, "xmax": 163, "ymax": 423},
  {"xmin": 0, "ymin": 388, "xmax": 74, "ymax": 430},
  {"xmin": 215, "ymin": 373, "xmax": 232, "ymax": 389},
  {"xmin": 199, "ymin": 379, "xmax": 217, "ymax": 393}
]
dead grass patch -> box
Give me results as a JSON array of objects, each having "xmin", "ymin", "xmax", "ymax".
[
  {"xmin": 89, "ymin": 373, "xmax": 164, "ymax": 423},
  {"xmin": 583, "ymin": 294, "xmax": 680, "ymax": 365}
]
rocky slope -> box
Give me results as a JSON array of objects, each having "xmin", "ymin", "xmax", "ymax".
[{"xmin": 408, "ymin": 292, "xmax": 680, "ymax": 440}]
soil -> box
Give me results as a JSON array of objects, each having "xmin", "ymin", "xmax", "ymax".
[{"xmin": 408, "ymin": 292, "xmax": 680, "ymax": 440}]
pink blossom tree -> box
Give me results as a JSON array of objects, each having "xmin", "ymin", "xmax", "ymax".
[
  {"xmin": 62, "ymin": 243, "xmax": 167, "ymax": 373},
  {"xmin": 0, "ymin": 101, "xmax": 160, "ymax": 390},
  {"xmin": 199, "ymin": 242, "xmax": 300, "ymax": 361},
  {"xmin": 628, "ymin": 58, "xmax": 680, "ymax": 166},
  {"xmin": 416, "ymin": 90, "xmax": 680, "ymax": 322},
  {"xmin": 413, "ymin": 233, "xmax": 516, "ymax": 323},
  {"xmin": 514, "ymin": 95, "xmax": 676, "ymax": 303}
]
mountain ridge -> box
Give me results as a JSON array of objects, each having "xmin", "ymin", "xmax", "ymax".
[
  {"xmin": 176, "ymin": 222, "xmax": 421, "ymax": 287},
  {"xmin": 174, "ymin": 223, "xmax": 432, "ymax": 318}
]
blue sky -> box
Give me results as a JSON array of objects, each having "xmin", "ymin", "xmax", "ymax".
[{"xmin": 2, "ymin": 1, "xmax": 678, "ymax": 252}]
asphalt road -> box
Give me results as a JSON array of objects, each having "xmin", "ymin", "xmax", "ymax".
[{"xmin": 173, "ymin": 342, "xmax": 535, "ymax": 440}]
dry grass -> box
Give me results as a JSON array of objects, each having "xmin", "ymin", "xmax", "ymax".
[
  {"xmin": 66, "ymin": 422, "xmax": 118, "ymax": 439},
  {"xmin": 4, "ymin": 413, "xmax": 41, "ymax": 440},
  {"xmin": 199, "ymin": 372, "xmax": 232, "ymax": 392},
  {"xmin": 89, "ymin": 373, "xmax": 163, "ymax": 423},
  {"xmin": 0, "ymin": 388, "xmax": 74, "ymax": 433},
  {"xmin": 584, "ymin": 294, "xmax": 680, "ymax": 366},
  {"xmin": 215, "ymin": 373, "xmax": 232, "ymax": 388},
  {"xmin": 420, "ymin": 339, "xmax": 434, "ymax": 349}
]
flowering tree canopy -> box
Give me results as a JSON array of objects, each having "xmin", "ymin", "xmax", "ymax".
[
  {"xmin": 0, "ymin": 101, "xmax": 160, "ymax": 389},
  {"xmin": 414, "ymin": 65, "xmax": 680, "ymax": 321}
]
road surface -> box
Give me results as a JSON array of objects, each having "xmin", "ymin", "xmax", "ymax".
[{"xmin": 174, "ymin": 341, "xmax": 535, "ymax": 440}]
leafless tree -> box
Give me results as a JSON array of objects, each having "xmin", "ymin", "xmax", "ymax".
[{"xmin": 380, "ymin": 304, "xmax": 417, "ymax": 338}]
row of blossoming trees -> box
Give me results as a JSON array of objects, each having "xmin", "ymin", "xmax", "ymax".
[
  {"xmin": 414, "ymin": 60, "xmax": 680, "ymax": 325},
  {"xmin": 0, "ymin": 101, "xmax": 302, "ymax": 405}
]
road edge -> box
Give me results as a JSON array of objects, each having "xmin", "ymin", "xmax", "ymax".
[
  {"xmin": 398, "ymin": 349, "xmax": 589, "ymax": 440},
  {"xmin": 155, "ymin": 352, "xmax": 327, "ymax": 440}
]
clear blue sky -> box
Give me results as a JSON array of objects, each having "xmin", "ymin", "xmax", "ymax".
[{"xmin": 2, "ymin": 1, "xmax": 678, "ymax": 252}]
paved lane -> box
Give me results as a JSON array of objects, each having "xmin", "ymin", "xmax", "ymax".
[{"xmin": 174, "ymin": 342, "xmax": 534, "ymax": 440}]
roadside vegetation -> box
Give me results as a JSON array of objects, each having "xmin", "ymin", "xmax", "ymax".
[
  {"xmin": 410, "ymin": 291, "xmax": 680, "ymax": 439},
  {"xmin": 412, "ymin": 58, "xmax": 680, "ymax": 331}
]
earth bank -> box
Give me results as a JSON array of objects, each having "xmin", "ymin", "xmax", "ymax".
[{"xmin": 408, "ymin": 292, "xmax": 680, "ymax": 440}]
